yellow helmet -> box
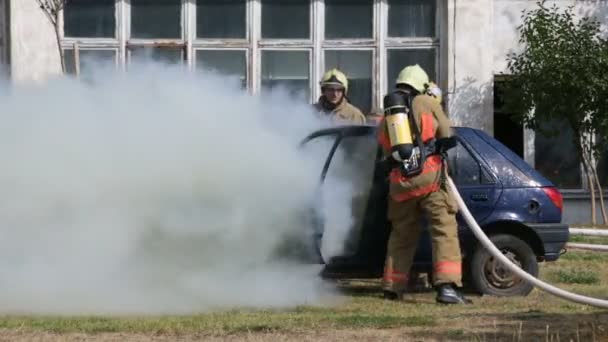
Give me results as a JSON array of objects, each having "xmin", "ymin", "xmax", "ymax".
[
  {"xmin": 395, "ymin": 64, "xmax": 429, "ymax": 93},
  {"xmin": 426, "ymin": 81, "xmax": 442, "ymax": 104},
  {"xmin": 320, "ymin": 68, "xmax": 348, "ymax": 94}
]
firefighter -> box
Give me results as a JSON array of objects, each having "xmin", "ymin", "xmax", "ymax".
[
  {"xmin": 314, "ymin": 69, "xmax": 366, "ymax": 124},
  {"xmin": 377, "ymin": 64, "xmax": 470, "ymax": 304}
]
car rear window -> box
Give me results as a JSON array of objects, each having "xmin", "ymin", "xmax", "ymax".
[{"xmin": 472, "ymin": 129, "xmax": 552, "ymax": 187}]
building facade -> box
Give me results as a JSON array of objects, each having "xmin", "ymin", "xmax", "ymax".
[{"xmin": 1, "ymin": 0, "xmax": 607, "ymax": 224}]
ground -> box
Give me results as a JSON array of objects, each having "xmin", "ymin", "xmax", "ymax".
[{"xmin": 1, "ymin": 236, "xmax": 607, "ymax": 341}]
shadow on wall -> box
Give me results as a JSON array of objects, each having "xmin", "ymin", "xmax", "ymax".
[{"xmin": 448, "ymin": 77, "xmax": 493, "ymax": 132}]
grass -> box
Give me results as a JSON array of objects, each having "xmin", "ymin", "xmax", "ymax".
[
  {"xmin": 550, "ymin": 269, "xmax": 600, "ymax": 284},
  {"xmin": 561, "ymin": 250, "xmax": 608, "ymax": 262},
  {"xmin": 0, "ymin": 249, "xmax": 606, "ymax": 341},
  {"xmin": 569, "ymin": 235, "xmax": 608, "ymax": 244},
  {"xmin": 0, "ymin": 309, "xmax": 435, "ymax": 335}
]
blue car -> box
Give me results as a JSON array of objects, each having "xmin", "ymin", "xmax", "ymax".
[{"xmin": 301, "ymin": 124, "xmax": 569, "ymax": 297}]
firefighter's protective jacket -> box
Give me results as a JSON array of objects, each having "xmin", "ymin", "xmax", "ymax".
[
  {"xmin": 377, "ymin": 94, "xmax": 452, "ymax": 202},
  {"xmin": 314, "ymin": 97, "xmax": 366, "ymax": 125}
]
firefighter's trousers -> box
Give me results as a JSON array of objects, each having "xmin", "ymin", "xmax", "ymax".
[{"xmin": 382, "ymin": 186, "xmax": 463, "ymax": 294}]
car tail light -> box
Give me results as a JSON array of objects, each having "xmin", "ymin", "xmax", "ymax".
[{"xmin": 542, "ymin": 187, "xmax": 563, "ymax": 211}]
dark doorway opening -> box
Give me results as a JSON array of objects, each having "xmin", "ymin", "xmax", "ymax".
[{"xmin": 493, "ymin": 77, "xmax": 524, "ymax": 158}]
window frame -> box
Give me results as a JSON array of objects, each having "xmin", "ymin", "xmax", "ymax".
[
  {"xmin": 258, "ymin": 48, "xmax": 312, "ymax": 101},
  {"xmin": 59, "ymin": 0, "xmax": 443, "ymax": 108},
  {"xmin": 194, "ymin": 47, "xmax": 249, "ymax": 89},
  {"xmin": 323, "ymin": 48, "xmax": 375, "ymax": 112},
  {"xmin": 63, "ymin": 46, "xmax": 120, "ymax": 76},
  {"xmin": 447, "ymin": 137, "xmax": 497, "ymax": 187}
]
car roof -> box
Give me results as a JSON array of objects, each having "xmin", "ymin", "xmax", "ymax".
[{"xmin": 300, "ymin": 124, "xmax": 554, "ymax": 188}]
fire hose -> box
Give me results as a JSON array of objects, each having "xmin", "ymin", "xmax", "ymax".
[{"xmin": 446, "ymin": 176, "xmax": 608, "ymax": 309}]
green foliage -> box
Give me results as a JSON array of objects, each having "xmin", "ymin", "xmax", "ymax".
[{"xmin": 501, "ymin": 1, "xmax": 608, "ymax": 158}]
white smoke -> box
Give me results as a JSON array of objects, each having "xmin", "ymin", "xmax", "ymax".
[{"xmin": 0, "ymin": 61, "xmax": 365, "ymax": 314}]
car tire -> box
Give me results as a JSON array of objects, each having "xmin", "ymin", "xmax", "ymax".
[{"xmin": 469, "ymin": 234, "xmax": 538, "ymax": 297}]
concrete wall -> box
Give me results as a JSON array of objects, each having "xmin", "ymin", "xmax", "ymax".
[
  {"xmin": 9, "ymin": 0, "xmax": 61, "ymax": 83},
  {"xmin": 563, "ymin": 194, "xmax": 608, "ymax": 226},
  {"xmin": 446, "ymin": 0, "xmax": 494, "ymax": 134},
  {"xmin": 448, "ymin": 0, "xmax": 608, "ymax": 135}
]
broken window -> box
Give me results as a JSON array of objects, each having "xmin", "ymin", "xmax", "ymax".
[
  {"xmin": 63, "ymin": 0, "xmax": 115, "ymax": 38},
  {"xmin": 197, "ymin": 0, "xmax": 246, "ymax": 39},
  {"xmin": 131, "ymin": 0, "xmax": 182, "ymax": 39},
  {"xmin": 324, "ymin": 50, "xmax": 373, "ymax": 113}
]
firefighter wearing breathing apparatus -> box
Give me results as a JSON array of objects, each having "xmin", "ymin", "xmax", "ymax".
[
  {"xmin": 314, "ymin": 69, "xmax": 366, "ymax": 124},
  {"xmin": 377, "ymin": 64, "xmax": 470, "ymax": 304}
]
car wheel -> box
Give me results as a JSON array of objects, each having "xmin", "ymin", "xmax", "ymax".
[{"xmin": 469, "ymin": 234, "xmax": 538, "ymax": 297}]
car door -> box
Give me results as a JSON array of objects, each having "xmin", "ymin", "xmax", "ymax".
[
  {"xmin": 447, "ymin": 135, "xmax": 503, "ymax": 226},
  {"xmin": 299, "ymin": 126, "xmax": 380, "ymax": 264}
]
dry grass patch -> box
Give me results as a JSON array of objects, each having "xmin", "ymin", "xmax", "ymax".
[{"xmin": 0, "ymin": 249, "xmax": 606, "ymax": 341}]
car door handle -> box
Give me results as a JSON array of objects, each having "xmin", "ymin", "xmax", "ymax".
[{"xmin": 470, "ymin": 193, "xmax": 489, "ymax": 201}]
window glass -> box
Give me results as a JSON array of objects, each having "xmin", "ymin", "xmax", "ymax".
[
  {"xmin": 64, "ymin": 49, "xmax": 116, "ymax": 79},
  {"xmin": 325, "ymin": 0, "xmax": 372, "ymax": 39},
  {"xmin": 129, "ymin": 47, "xmax": 183, "ymax": 65},
  {"xmin": 534, "ymin": 120, "xmax": 582, "ymax": 189},
  {"xmin": 387, "ymin": 49, "xmax": 435, "ymax": 90},
  {"xmin": 324, "ymin": 50, "xmax": 372, "ymax": 113},
  {"xmin": 131, "ymin": 0, "xmax": 182, "ymax": 39},
  {"xmin": 197, "ymin": 0, "xmax": 246, "ymax": 39},
  {"xmin": 196, "ymin": 50, "xmax": 247, "ymax": 89},
  {"xmin": 447, "ymin": 141, "xmax": 484, "ymax": 186},
  {"xmin": 64, "ymin": 0, "xmax": 115, "ymax": 38},
  {"xmin": 262, "ymin": 0, "xmax": 309, "ymax": 39},
  {"xmin": 261, "ymin": 50, "xmax": 310, "ymax": 101},
  {"xmin": 388, "ymin": 0, "xmax": 435, "ymax": 37}
]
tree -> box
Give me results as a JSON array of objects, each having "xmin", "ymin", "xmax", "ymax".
[
  {"xmin": 37, "ymin": 0, "xmax": 68, "ymax": 73},
  {"xmin": 501, "ymin": 1, "xmax": 608, "ymax": 225}
]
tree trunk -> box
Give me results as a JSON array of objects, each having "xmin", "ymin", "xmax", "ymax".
[
  {"xmin": 579, "ymin": 139, "xmax": 596, "ymax": 225},
  {"xmin": 589, "ymin": 170, "xmax": 597, "ymax": 225},
  {"xmin": 591, "ymin": 163, "xmax": 608, "ymax": 224}
]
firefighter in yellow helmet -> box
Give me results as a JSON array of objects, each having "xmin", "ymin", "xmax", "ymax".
[
  {"xmin": 314, "ymin": 69, "xmax": 366, "ymax": 124},
  {"xmin": 377, "ymin": 64, "xmax": 470, "ymax": 304}
]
